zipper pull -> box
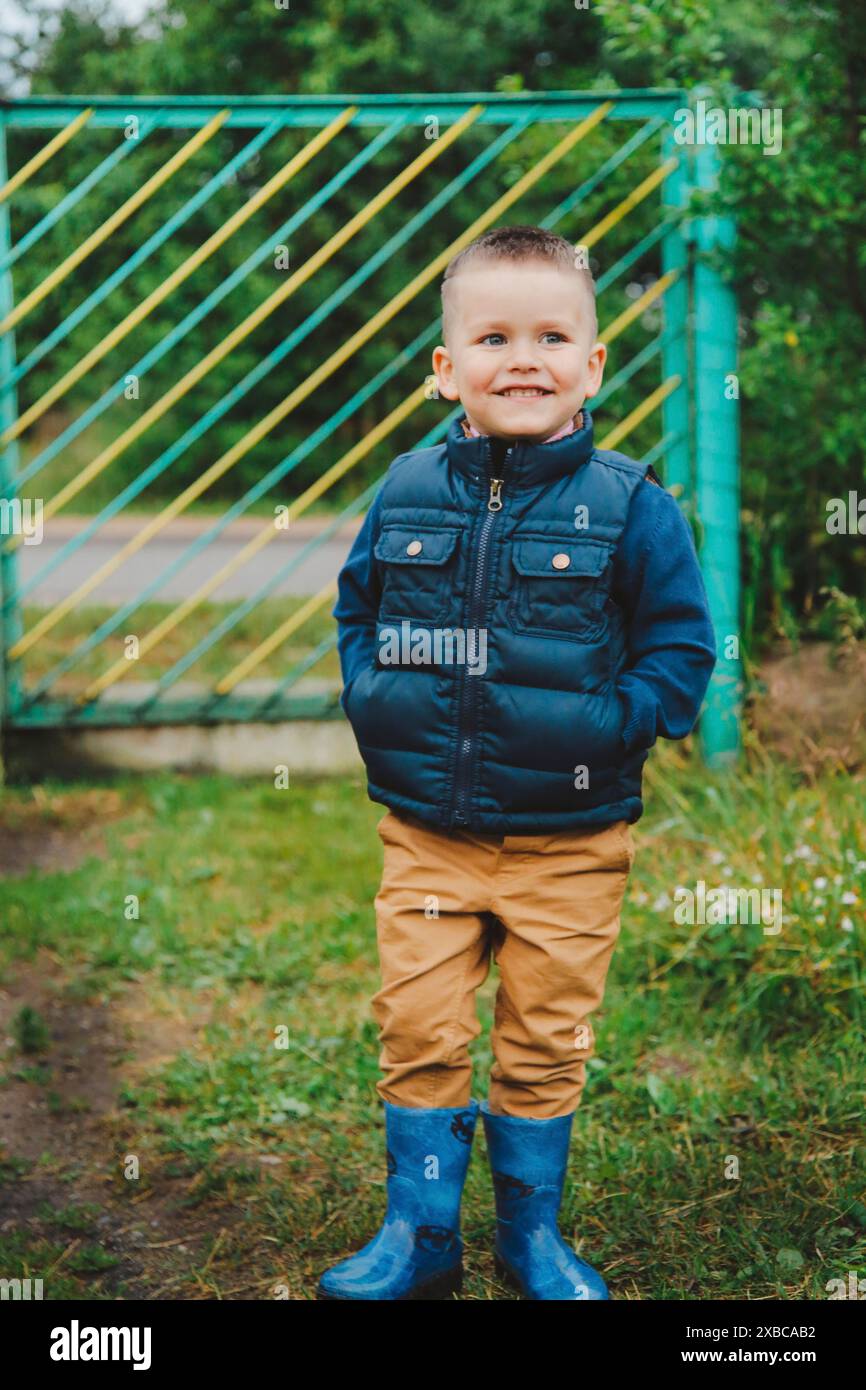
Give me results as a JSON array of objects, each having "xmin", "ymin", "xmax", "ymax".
[{"xmin": 488, "ymin": 477, "xmax": 504, "ymax": 512}]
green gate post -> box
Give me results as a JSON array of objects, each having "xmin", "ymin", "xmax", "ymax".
[
  {"xmin": 0, "ymin": 113, "xmax": 25, "ymax": 776},
  {"xmin": 692, "ymin": 133, "xmax": 742, "ymax": 764},
  {"xmin": 660, "ymin": 118, "xmax": 691, "ymax": 497}
]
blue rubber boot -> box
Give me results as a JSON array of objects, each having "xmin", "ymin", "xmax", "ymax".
[
  {"xmin": 317, "ymin": 1099, "xmax": 479, "ymax": 1300},
  {"xmin": 481, "ymin": 1100, "xmax": 610, "ymax": 1300}
]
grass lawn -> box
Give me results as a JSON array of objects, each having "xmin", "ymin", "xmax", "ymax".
[{"xmin": 0, "ymin": 742, "xmax": 864, "ymax": 1300}]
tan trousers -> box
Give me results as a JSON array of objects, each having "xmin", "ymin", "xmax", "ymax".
[{"xmin": 371, "ymin": 808, "xmax": 635, "ymax": 1120}]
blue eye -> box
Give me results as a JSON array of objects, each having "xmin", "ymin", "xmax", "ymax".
[{"xmin": 480, "ymin": 332, "xmax": 566, "ymax": 345}]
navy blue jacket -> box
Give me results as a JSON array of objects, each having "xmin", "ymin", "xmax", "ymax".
[{"xmin": 332, "ymin": 410, "xmax": 717, "ymax": 834}]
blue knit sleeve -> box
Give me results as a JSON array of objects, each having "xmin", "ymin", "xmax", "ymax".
[
  {"xmin": 611, "ymin": 479, "xmax": 718, "ymax": 753},
  {"xmin": 331, "ymin": 486, "xmax": 384, "ymax": 711}
]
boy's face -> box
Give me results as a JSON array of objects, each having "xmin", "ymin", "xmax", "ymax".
[{"xmin": 432, "ymin": 262, "xmax": 606, "ymax": 443}]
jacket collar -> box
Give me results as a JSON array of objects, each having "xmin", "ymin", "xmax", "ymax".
[{"xmin": 446, "ymin": 408, "xmax": 595, "ymax": 490}]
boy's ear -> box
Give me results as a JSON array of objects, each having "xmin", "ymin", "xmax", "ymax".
[
  {"xmin": 583, "ymin": 340, "xmax": 607, "ymax": 399},
  {"xmin": 432, "ymin": 345, "xmax": 460, "ymax": 401}
]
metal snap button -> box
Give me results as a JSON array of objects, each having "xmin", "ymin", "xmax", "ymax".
[
  {"xmin": 552, "ymin": 552, "xmax": 570, "ymax": 569},
  {"xmin": 406, "ymin": 539, "xmax": 423, "ymax": 556}
]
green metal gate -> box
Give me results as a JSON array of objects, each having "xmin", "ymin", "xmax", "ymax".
[{"xmin": 0, "ymin": 91, "xmax": 741, "ymax": 762}]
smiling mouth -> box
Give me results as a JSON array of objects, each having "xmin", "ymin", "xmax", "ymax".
[{"xmin": 496, "ymin": 388, "xmax": 553, "ymax": 398}]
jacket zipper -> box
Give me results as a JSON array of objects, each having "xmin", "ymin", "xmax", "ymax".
[{"xmin": 452, "ymin": 443, "xmax": 510, "ymax": 827}]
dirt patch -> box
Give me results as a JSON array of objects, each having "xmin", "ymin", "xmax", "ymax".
[
  {"xmin": 749, "ymin": 640, "xmax": 866, "ymax": 773},
  {"xmin": 0, "ymin": 824, "xmax": 110, "ymax": 878},
  {"xmin": 0, "ymin": 954, "xmax": 279, "ymax": 1299},
  {"xmin": 0, "ymin": 787, "xmax": 126, "ymax": 878},
  {"xmin": 112, "ymin": 985, "xmax": 209, "ymax": 1076}
]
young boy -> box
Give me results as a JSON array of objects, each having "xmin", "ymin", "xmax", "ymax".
[{"xmin": 321, "ymin": 225, "xmax": 716, "ymax": 1300}]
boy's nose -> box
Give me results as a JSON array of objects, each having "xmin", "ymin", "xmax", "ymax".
[{"xmin": 501, "ymin": 364, "xmax": 545, "ymax": 381}]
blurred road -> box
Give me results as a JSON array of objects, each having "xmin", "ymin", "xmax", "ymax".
[{"xmin": 16, "ymin": 514, "xmax": 364, "ymax": 604}]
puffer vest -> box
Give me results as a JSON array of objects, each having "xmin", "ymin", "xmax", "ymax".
[{"xmin": 344, "ymin": 409, "xmax": 656, "ymax": 835}]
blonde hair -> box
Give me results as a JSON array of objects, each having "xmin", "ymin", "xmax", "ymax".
[{"xmin": 440, "ymin": 224, "xmax": 597, "ymax": 347}]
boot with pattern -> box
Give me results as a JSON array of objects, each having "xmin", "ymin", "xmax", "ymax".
[
  {"xmin": 318, "ymin": 1098, "xmax": 479, "ymax": 1300},
  {"xmin": 481, "ymin": 1100, "xmax": 610, "ymax": 1300}
]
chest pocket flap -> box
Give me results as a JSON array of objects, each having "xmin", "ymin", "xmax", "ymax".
[
  {"xmin": 374, "ymin": 525, "xmax": 460, "ymax": 566},
  {"xmin": 374, "ymin": 524, "xmax": 460, "ymax": 625},
  {"xmin": 509, "ymin": 535, "xmax": 612, "ymax": 643},
  {"xmin": 511, "ymin": 537, "xmax": 611, "ymax": 578}
]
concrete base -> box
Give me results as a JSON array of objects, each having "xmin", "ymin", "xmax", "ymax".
[{"xmin": 6, "ymin": 718, "xmax": 365, "ymax": 780}]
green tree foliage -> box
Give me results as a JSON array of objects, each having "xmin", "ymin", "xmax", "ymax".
[{"xmin": 596, "ymin": 0, "xmax": 866, "ymax": 647}]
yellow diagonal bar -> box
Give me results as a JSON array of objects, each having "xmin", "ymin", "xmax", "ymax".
[
  {"xmin": 1, "ymin": 110, "xmax": 231, "ymax": 335},
  {"xmin": 0, "ymin": 108, "xmax": 94, "ymax": 204},
  {"xmin": 10, "ymin": 100, "xmax": 614, "ymax": 655},
  {"xmin": 3, "ymin": 101, "xmax": 486, "ymax": 523},
  {"xmin": 583, "ymin": 157, "xmax": 677, "ymax": 249},
  {"xmin": 77, "ymin": 385, "xmax": 427, "ymax": 700},
  {"xmin": 599, "ymin": 375, "xmax": 681, "ymax": 451},
  {"xmin": 214, "ymin": 581, "xmax": 338, "ymax": 695},
  {"xmin": 3, "ymin": 104, "xmax": 360, "ymax": 444},
  {"xmin": 16, "ymin": 100, "xmax": 608, "ymax": 536},
  {"xmin": 9, "ymin": 100, "xmax": 609, "ymax": 501},
  {"xmin": 600, "ymin": 269, "xmax": 678, "ymax": 344}
]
